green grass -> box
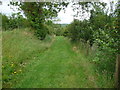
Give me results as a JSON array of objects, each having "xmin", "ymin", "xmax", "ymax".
[
  {"xmin": 2, "ymin": 29, "xmax": 114, "ymax": 88},
  {"xmin": 2, "ymin": 28, "xmax": 53, "ymax": 87}
]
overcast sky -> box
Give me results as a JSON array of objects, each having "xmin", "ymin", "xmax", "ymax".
[{"xmin": 0, "ymin": 0, "xmax": 116, "ymax": 24}]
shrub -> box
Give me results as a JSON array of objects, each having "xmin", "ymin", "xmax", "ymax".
[
  {"xmin": 67, "ymin": 19, "xmax": 93, "ymax": 46},
  {"xmin": 1, "ymin": 13, "xmax": 30, "ymax": 30}
]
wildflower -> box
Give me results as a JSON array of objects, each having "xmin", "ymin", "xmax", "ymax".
[{"xmin": 13, "ymin": 72, "xmax": 17, "ymax": 74}]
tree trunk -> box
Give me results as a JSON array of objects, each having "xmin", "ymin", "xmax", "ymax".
[{"xmin": 115, "ymin": 54, "xmax": 120, "ymax": 89}]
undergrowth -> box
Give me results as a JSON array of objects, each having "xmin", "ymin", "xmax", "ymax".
[{"xmin": 2, "ymin": 28, "xmax": 53, "ymax": 88}]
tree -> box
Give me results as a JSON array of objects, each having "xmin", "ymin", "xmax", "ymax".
[
  {"xmin": 10, "ymin": 1, "xmax": 69, "ymax": 40},
  {"xmin": 1, "ymin": 13, "xmax": 9, "ymax": 30},
  {"xmin": 1, "ymin": 13, "xmax": 30, "ymax": 30}
]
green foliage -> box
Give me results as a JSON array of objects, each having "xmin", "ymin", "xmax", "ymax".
[
  {"xmin": 34, "ymin": 23, "xmax": 48, "ymax": 40},
  {"xmin": 89, "ymin": 2, "xmax": 119, "ymax": 75},
  {"xmin": 1, "ymin": 13, "xmax": 9, "ymax": 30},
  {"xmin": 2, "ymin": 1, "xmax": 117, "ymax": 88},
  {"xmin": 67, "ymin": 19, "xmax": 93, "ymax": 45},
  {"xmin": 93, "ymin": 47, "xmax": 116, "ymax": 76},
  {"xmin": 115, "ymin": 1, "xmax": 120, "ymax": 54},
  {"xmin": 65, "ymin": 1, "xmax": 119, "ymax": 76},
  {"xmin": 52, "ymin": 24, "xmax": 63, "ymax": 36},
  {"xmin": 10, "ymin": 2, "xmax": 69, "ymax": 39},
  {"xmin": 90, "ymin": 2, "xmax": 119, "ymax": 76},
  {"xmin": 2, "ymin": 31, "xmax": 114, "ymax": 87},
  {"xmin": 1, "ymin": 13, "xmax": 30, "ymax": 30},
  {"xmin": 45, "ymin": 21, "xmax": 65, "ymax": 36}
]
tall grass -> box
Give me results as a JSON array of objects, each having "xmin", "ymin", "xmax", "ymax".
[
  {"xmin": 2, "ymin": 29, "xmax": 115, "ymax": 88},
  {"xmin": 71, "ymin": 40, "xmax": 115, "ymax": 88},
  {"xmin": 2, "ymin": 28, "xmax": 53, "ymax": 87}
]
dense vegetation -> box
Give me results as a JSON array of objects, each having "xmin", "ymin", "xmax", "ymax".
[
  {"xmin": 9, "ymin": 2, "xmax": 68, "ymax": 40},
  {"xmin": 1, "ymin": 13, "xmax": 30, "ymax": 30},
  {"xmin": 2, "ymin": 0, "xmax": 120, "ymax": 88},
  {"xmin": 65, "ymin": 2, "xmax": 119, "ymax": 76},
  {"xmin": 2, "ymin": 29, "xmax": 114, "ymax": 88}
]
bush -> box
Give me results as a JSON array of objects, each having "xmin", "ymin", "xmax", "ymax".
[
  {"xmin": 1, "ymin": 14, "xmax": 9, "ymax": 30},
  {"xmin": 34, "ymin": 23, "xmax": 48, "ymax": 40},
  {"xmin": 1, "ymin": 13, "xmax": 30, "ymax": 30},
  {"xmin": 67, "ymin": 19, "xmax": 93, "ymax": 45},
  {"xmin": 45, "ymin": 21, "xmax": 64, "ymax": 36}
]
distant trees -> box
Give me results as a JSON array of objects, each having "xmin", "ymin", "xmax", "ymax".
[
  {"xmin": 1, "ymin": 13, "xmax": 30, "ymax": 30},
  {"xmin": 45, "ymin": 20, "xmax": 64, "ymax": 36},
  {"xmin": 2, "ymin": 14, "xmax": 9, "ymax": 30}
]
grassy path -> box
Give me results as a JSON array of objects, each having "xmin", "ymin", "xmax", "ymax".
[
  {"xmin": 3, "ymin": 29, "xmax": 114, "ymax": 88},
  {"xmin": 13, "ymin": 36, "xmax": 97, "ymax": 88}
]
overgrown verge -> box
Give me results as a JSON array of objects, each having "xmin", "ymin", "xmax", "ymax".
[
  {"xmin": 71, "ymin": 41, "xmax": 115, "ymax": 87},
  {"xmin": 2, "ymin": 28, "xmax": 54, "ymax": 88},
  {"xmin": 64, "ymin": 2, "xmax": 119, "ymax": 84}
]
